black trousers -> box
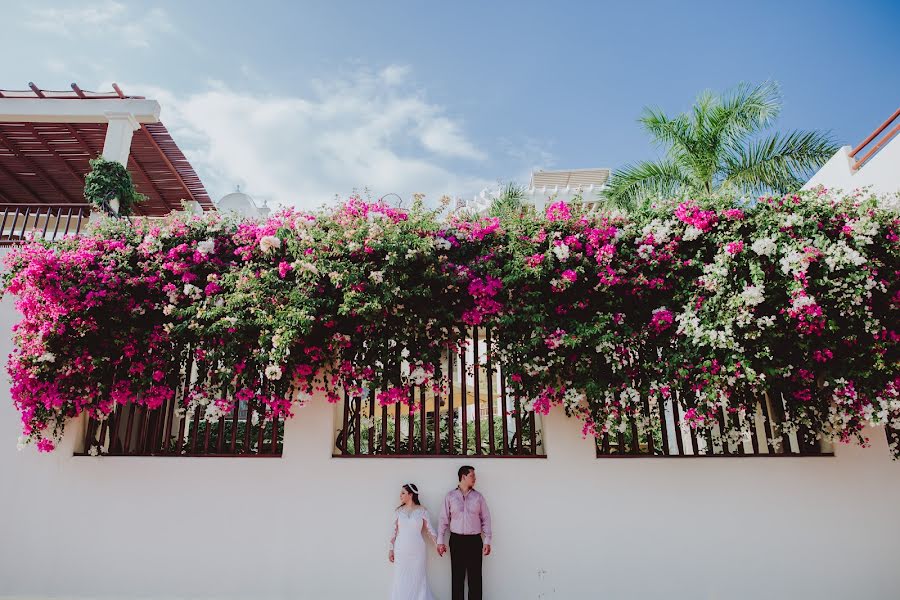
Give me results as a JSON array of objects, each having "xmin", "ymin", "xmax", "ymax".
[{"xmin": 449, "ymin": 533, "xmax": 483, "ymax": 600}]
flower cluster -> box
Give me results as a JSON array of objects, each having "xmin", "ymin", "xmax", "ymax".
[{"xmin": 3, "ymin": 190, "xmax": 898, "ymax": 458}]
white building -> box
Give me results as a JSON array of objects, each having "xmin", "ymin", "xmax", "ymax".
[
  {"xmin": 804, "ymin": 107, "xmax": 900, "ymax": 203},
  {"xmin": 528, "ymin": 167, "xmax": 611, "ymax": 211},
  {"xmin": 460, "ymin": 168, "xmax": 611, "ymax": 214},
  {"xmin": 1, "ymin": 88, "xmax": 899, "ymax": 600},
  {"xmin": 218, "ymin": 186, "xmax": 271, "ymax": 219}
]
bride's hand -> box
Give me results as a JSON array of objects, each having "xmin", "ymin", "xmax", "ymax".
[{"xmin": 389, "ymin": 550, "xmax": 395, "ymax": 563}]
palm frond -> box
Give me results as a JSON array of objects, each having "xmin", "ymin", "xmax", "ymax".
[
  {"xmin": 639, "ymin": 107, "xmax": 695, "ymax": 157},
  {"xmin": 722, "ymin": 129, "xmax": 839, "ymax": 195},
  {"xmin": 488, "ymin": 182, "xmax": 527, "ymax": 218},
  {"xmin": 603, "ymin": 160, "xmax": 693, "ymax": 212},
  {"xmin": 712, "ymin": 81, "xmax": 782, "ymax": 144}
]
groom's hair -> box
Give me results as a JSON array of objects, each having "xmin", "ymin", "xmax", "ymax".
[{"xmin": 458, "ymin": 465, "xmax": 475, "ymax": 481}]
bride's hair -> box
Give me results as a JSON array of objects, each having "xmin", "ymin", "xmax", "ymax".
[{"xmin": 398, "ymin": 483, "xmax": 421, "ymax": 508}]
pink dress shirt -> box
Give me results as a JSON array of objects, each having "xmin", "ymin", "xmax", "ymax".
[{"xmin": 437, "ymin": 487, "xmax": 492, "ymax": 545}]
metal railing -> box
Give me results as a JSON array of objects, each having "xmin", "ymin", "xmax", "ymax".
[
  {"xmin": 0, "ymin": 203, "xmax": 90, "ymax": 245},
  {"xmin": 596, "ymin": 387, "xmax": 832, "ymax": 458},
  {"xmin": 76, "ymin": 352, "xmax": 284, "ymax": 457},
  {"xmin": 850, "ymin": 107, "xmax": 900, "ymax": 170},
  {"xmin": 78, "ymin": 401, "xmax": 284, "ymax": 457},
  {"xmin": 333, "ymin": 327, "xmax": 545, "ymax": 458}
]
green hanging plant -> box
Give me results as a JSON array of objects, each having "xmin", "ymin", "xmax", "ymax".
[{"xmin": 83, "ymin": 157, "xmax": 146, "ymax": 216}]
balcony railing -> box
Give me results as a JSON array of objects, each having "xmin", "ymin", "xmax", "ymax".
[
  {"xmin": 76, "ymin": 350, "xmax": 285, "ymax": 457},
  {"xmin": 0, "ymin": 203, "xmax": 91, "ymax": 246},
  {"xmin": 78, "ymin": 400, "xmax": 285, "ymax": 458},
  {"xmin": 333, "ymin": 326, "xmax": 545, "ymax": 458},
  {"xmin": 850, "ymin": 107, "xmax": 900, "ymax": 170},
  {"xmin": 596, "ymin": 387, "xmax": 832, "ymax": 458}
]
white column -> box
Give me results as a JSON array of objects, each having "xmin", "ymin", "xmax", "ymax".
[{"xmin": 101, "ymin": 112, "xmax": 140, "ymax": 166}]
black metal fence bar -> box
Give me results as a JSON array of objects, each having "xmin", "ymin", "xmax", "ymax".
[
  {"xmin": 500, "ymin": 365, "xmax": 509, "ymax": 454},
  {"xmin": 460, "ymin": 339, "xmax": 468, "ymax": 456},
  {"xmin": 0, "ymin": 203, "xmax": 91, "ymax": 245},
  {"xmin": 381, "ymin": 386, "xmax": 388, "ymax": 455},
  {"xmin": 472, "ymin": 327, "xmax": 481, "ymax": 456},
  {"xmin": 485, "ymin": 328, "xmax": 496, "ymax": 455},
  {"xmin": 447, "ymin": 352, "xmax": 454, "ymax": 455}
]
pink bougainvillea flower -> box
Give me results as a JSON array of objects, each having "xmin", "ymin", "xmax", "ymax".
[
  {"xmin": 649, "ymin": 308, "xmax": 674, "ymax": 334},
  {"xmin": 545, "ymin": 201, "xmax": 572, "ymax": 222},
  {"xmin": 725, "ymin": 240, "xmax": 744, "ymax": 255}
]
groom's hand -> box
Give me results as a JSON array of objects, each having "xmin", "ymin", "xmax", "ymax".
[
  {"xmin": 482, "ymin": 544, "xmax": 491, "ymax": 556},
  {"xmin": 437, "ymin": 544, "xmax": 447, "ymax": 556}
]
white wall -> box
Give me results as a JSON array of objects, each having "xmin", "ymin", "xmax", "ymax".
[
  {"xmin": 804, "ymin": 135, "xmax": 900, "ymax": 203},
  {"xmin": 1, "ymin": 286, "xmax": 899, "ymax": 600}
]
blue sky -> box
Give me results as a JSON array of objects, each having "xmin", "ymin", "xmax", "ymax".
[{"xmin": 3, "ymin": 0, "xmax": 899, "ymax": 209}]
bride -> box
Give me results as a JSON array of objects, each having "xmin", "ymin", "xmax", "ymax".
[{"xmin": 389, "ymin": 483, "xmax": 437, "ymax": 600}]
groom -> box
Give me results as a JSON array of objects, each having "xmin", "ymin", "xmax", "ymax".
[{"xmin": 437, "ymin": 466, "xmax": 492, "ymax": 600}]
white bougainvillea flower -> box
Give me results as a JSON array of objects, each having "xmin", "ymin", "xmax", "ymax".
[
  {"xmin": 433, "ymin": 237, "xmax": 452, "ymax": 250},
  {"xmin": 265, "ymin": 364, "xmax": 283, "ymax": 381},
  {"xmin": 552, "ymin": 243, "xmax": 570, "ymax": 261},
  {"xmin": 259, "ymin": 235, "xmax": 282, "ymax": 253},
  {"xmin": 740, "ymin": 284, "xmax": 765, "ymax": 306},
  {"xmin": 294, "ymin": 261, "xmax": 318, "ymax": 275},
  {"xmin": 197, "ymin": 238, "xmax": 215, "ymax": 255},
  {"xmin": 751, "ymin": 237, "xmax": 776, "ymax": 256},
  {"xmin": 683, "ymin": 226, "xmax": 703, "ymax": 241},
  {"xmin": 410, "ymin": 366, "xmax": 427, "ymax": 385}
]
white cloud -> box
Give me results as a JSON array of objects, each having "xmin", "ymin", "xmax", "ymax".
[
  {"xmin": 499, "ymin": 136, "xmax": 556, "ymax": 174},
  {"xmin": 43, "ymin": 58, "xmax": 68, "ymax": 74},
  {"xmin": 379, "ymin": 65, "xmax": 411, "ymax": 86},
  {"xmin": 26, "ymin": 2, "xmax": 126, "ymax": 33},
  {"xmin": 418, "ymin": 117, "xmax": 485, "ymax": 159},
  {"xmin": 26, "ymin": 1, "xmax": 173, "ymax": 48},
  {"xmin": 131, "ymin": 66, "xmax": 493, "ymax": 209}
]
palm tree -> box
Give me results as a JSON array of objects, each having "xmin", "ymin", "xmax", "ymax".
[
  {"xmin": 488, "ymin": 182, "xmax": 529, "ymax": 218},
  {"xmin": 604, "ymin": 82, "xmax": 838, "ymax": 211}
]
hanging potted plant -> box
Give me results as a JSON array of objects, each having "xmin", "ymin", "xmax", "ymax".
[{"xmin": 83, "ymin": 157, "xmax": 146, "ymax": 217}]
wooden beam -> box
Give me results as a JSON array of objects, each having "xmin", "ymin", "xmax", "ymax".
[
  {"xmin": 0, "ymin": 160, "xmax": 44, "ymax": 203},
  {"xmin": 139, "ymin": 126, "xmax": 197, "ymax": 204},
  {"xmin": 850, "ymin": 107, "xmax": 900, "ymax": 158},
  {"xmin": 21, "ymin": 123, "xmax": 86, "ymax": 187},
  {"xmin": 63, "ymin": 124, "xmax": 99, "ymax": 156},
  {"xmin": 0, "ymin": 130, "xmax": 79, "ymax": 203},
  {"xmin": 126, "ymin": 155, "xmax": 163, "ymax": 217},
  {"xmin": 28, "ymin": 82, "xmax": 46, "ymax": 98}
]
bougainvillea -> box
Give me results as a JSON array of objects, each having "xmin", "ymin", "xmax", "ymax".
[{"xmin": 3, "ymin": 189, "xmax": 898, "ymax": 456}]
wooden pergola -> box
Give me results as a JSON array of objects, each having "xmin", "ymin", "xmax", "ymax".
[{"xmin": 0, "ymin": 83, "xmax": 213, "ymax": 216}]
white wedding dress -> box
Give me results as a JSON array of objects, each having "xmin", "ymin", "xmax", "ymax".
[{"xmin": 390, "ymin": 506, "xmax": 437, "ymax": 600}]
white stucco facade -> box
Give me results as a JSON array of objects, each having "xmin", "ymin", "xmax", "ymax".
[
  {"xmin": 803, "ymin": 135, "xmax": 900, "ymax": 204},
  {"xmin": 0, "ymin": 284, "xmax": 899, "ymax": 600}
]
